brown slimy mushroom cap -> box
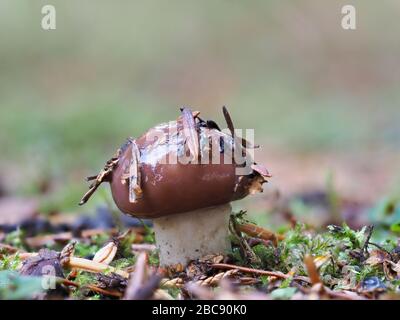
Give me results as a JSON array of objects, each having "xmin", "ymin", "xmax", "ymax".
[{"xmin": 80, "ymin": 107, "xmax": 271, "ymax": 218}]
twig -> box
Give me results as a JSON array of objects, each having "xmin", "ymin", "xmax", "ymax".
[
  {"xmin": 222, "ymin": 106, "xmax": 235, "ymax": 138},
  {"xmin": 237, "ymin": 222, "xmax": 284, "ymax": 246},
  {"xmin": 79, "ymin": 149, "xmax": 122, "ymax": 205},
  {"xmin": 85, "ymin": 284, "xmax": 123, "ymax": 298},
  {"xmin": 304, "ymin": 255, "xmax": 321, "ymax": 285},
  {"xmin": 362, "ymin": 225, "xmax": 374, "ymax": 258},
  {"xmin": 85, "ymin": 175, "xmax": 98, "ymax": 182},
  {"xmin": 63, "ymin": 256, "xmax": 129, "ymax": 278},
  {"xmin": 211, "ymin": 263, "xmax": 288, "ymax": 279}
]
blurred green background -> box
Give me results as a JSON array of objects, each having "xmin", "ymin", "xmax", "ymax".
[{"xmin": 0, "ymin": 1, "xmax": 399, "ymax": 215}]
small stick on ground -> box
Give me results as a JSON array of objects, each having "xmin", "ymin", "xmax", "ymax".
[
  {"xmin": 304, "ymin": 255, "xmax": 321, "ymax": 285},
  {"xmin": 63, "ymin": 256, "xmax": 129, "ymax": 278},
  {"xmin": 211, "ymin": 263, "xmax": 288, "ymax": 279},
  {"xmin": 85, "ymin": 284, "xmax": 123, "ymax": 298},
  {"xmin": 361, "ymin": 225, "xmax": 374, "ymax": 259},
  {"xmin": 211, "ymin": 263, "xmax": 311, "ymax": 284},
  {"xmin": 237, "ymin": 222, "xmax": 284, "ymax": 246},
  {"xmin": 79, "ymin": 148, "xmax": 122, "ymax": 205}
]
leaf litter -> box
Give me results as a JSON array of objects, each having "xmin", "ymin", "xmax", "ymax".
[{"xmin": 1, "ymin": 195, "xmax": 400, "ymax": 300}]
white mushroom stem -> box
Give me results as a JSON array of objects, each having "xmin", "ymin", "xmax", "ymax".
[{"xmin": 153, "ymin": 204, "xmax": 232, "ymax": 266}]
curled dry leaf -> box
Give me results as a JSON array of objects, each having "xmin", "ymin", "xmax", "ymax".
[
  {"xmin": 20, "ymin": 248, "xmax": 64, "ymax": 278},
  {"xmin": 93, "ymin": 241, "xmax": 118, "ymax": 265},
  {"xmin": 365, "ymin": 249, "xmax": 390, "ymax": 266}
]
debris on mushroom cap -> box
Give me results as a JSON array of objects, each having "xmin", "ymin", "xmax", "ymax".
[
  {"xmin": 79, "ymin": 107, "xmax": 271, "ymax": 218},
  {"xmin": 127, "ymin": 141, "xmax": 143, "ymax": 203},
  {"xmin": 181, "ymin": 107, "xmax": 200, "ymax": 162}
]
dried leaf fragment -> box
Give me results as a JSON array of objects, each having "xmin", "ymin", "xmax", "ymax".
[
  {"xmin": 251, "ymin": 163, "xmax": 272, "ymax": 178},
  {"xmin": 129, "ymin": 141, "xmax": 143, "ymax": 203},
  {"xmin": 93, "ymin": 241, "xmax": 118, "ymax": 265},
  {"xmin": 365, "ymin": 249, "xmax": 390, "ymax": 266},
  {"xmin": 181, "ymin": 107, "xmax": 200, "ymax": 162},
  {"xmin": 222, "ymin": 106, "xmax": 235, "ymax": 138},
  {"xmin": 20, "ymin": 249, "xmax": 64, "ymax": 278}
]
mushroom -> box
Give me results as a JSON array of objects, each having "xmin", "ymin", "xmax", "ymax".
[{"xmin": 80, "ymin": 107, "xmax": 271, "ymax": 266}]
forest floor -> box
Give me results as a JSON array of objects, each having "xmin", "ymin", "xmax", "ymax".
[{"xmin": 0, "ymin": 148, "xmax": 399, "ymax": 300}]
